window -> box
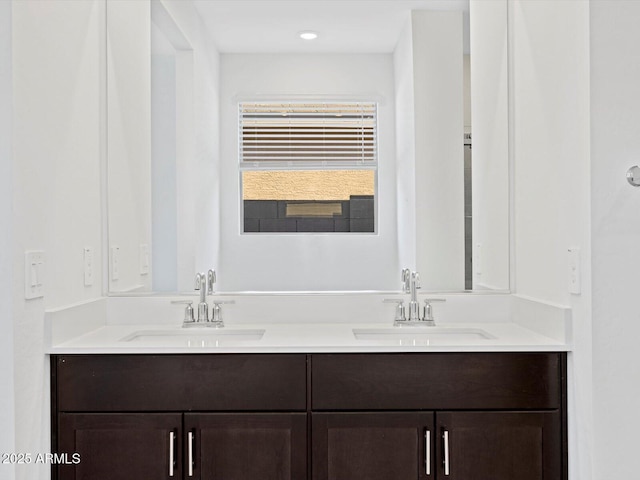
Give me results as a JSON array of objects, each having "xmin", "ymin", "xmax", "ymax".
[{"xmin": 239, "ymin": 101, "xmax": 377, "ymax": 233}]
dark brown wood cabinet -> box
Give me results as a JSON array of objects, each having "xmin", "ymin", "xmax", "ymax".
[
  {"xmin": 185, "ymin": 413, "xmax": 307, "ymax": 480},
  {"xmin": 51, "ymin": 352, "xmax": 567, "ymax": 480},
  {"xmin": 58, "ymin": 413, "xmax": 182, "ymax": 480},
  {"xmin": 312, "ymin": 412, "xmax": 434, "ymax": 480},
  {"xmin": 436, "ymin": 411, "xmax": 562, "ymax": 480},
  {"xmin": 309, "ymin": 353, "xmax": 566, "ymax": 480},
  {"xmin": 311, "ymin": 411, "xmax": 562, "ymax": 480},
  {"xmin": 51, "ymin": 354, "xmax": 307, "ymax": 480}
]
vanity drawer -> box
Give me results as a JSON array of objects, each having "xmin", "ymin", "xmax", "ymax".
[
  {"xmin": 311, "ymin": 353, "xmax": 562, "ymax": 410},
  {"xmin": 55, "ymin": 354, "xmax": 307, "ymax": 412}
]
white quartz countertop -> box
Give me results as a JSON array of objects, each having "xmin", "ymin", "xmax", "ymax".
[
  {"xmin": 46, "ymin": 321, "xmax": 570, "ymax": 354},
  {"xmin": 44, "ymin": 294, "xmax": 572, "ymax": 353}
]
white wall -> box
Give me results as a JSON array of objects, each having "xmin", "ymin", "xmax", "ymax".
[
  {"xmin": 470, "ymin": 0, "xmax": 509, "ymax": 291},
  {"xmin": 0, "ymin": 2, "xmax": 15, "ymax": 479},
  {"xmin": 412, "ymin": 11, "xmax": 465, "ymax": 291},
  {"xmin": 108, "ymin": 0, "xmax": 220, "ymax": 293},
  {"xmin": 107, "ymin": 0, "xmax": 152, "ymax": 293},
  {"xmin": 219, "ymin": 53, "xmax": 399, "ymax": 291},
  {"xmin": 151, "ymin": 50, "xmax": 178, "ymax": 292},
  {"xmin": 512, "ymin": 0, "xmax": 591, "ymax": 305},
  {"xmin": 590, "ymin": 2, "xmax": 640, "ymax": 477},
  {"xmin": 393, "ymin": 18, "xmax": 417, "ymax": 275},
  {"xmin": 395, "ymin": 6, "xmax": 510, "ymax": 292},
  {"xmin": 511, "ymin": 1, "xmax": 592, "ymax": 479},
  {"xmin": 160, "ymin": 0, "xmax": 220, "ymax": 290},
  {"xmin": 174, "ymin": 48, "xmax": 198, "ymax": 291},
  {"xmin": 11, "ymin": 1, "xmax": 104, "ymax": 478}
]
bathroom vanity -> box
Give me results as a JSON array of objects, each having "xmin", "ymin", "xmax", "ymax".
[
  {"xmin": 46, "ymin": 293, "xmax": 571, "ymax": 479},
  {"xmin": 50, "ymin": 351, "xmax": 567, "ymax": 480}
]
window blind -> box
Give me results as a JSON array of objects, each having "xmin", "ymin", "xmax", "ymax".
[{"xmin": 239, "ymin": 102, "xmax": 377, "ymax": 163}]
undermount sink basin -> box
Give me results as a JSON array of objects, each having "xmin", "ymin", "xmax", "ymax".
[
  {"xmin": 120, "ymin": 328, "xmax": 265, "ymax": 346},
  {"xmin": 352, "ymin": 327, "xmax": 495, "ymax": 345}
]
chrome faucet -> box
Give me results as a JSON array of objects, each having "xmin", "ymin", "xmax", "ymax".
[
  {"xmin": 173, "ymin": 269, "xmax": 231, "ymax": 328},
  {"xmin": 385, "ymin": 269, "xmax": 420, "ymax": 325},
  {"xmin": 408, "ymin": 271, "xmax": 421, "ymax": 321},
  {"xmin": 194, "ymin": 269, "xmax": 216, "ymax": 323},
  {"xmin": 386, "ymin": 269, "xmax": 446, "ymax": 326},
  {"xmin": 401, "ymin": 268, "xmax": 411, "ymax": 293},
  {"xmin": 195, "ymin": 272, "xmax": 208, "ymax": 322}
]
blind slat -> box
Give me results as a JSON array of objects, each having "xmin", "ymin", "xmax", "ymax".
[
  {"xmin": 244, "ymin": 140, "xmax": 375, "ymax": 144},
  {"xmin": 240, "ymin": 101, "xmax": 377, "ymax": 164}
]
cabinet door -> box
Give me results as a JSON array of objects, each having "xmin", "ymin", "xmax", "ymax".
[
  {"xmin": 58, "ymin": 413, "xmax": 182, "ymax": 480},
  {"xmin": 436, "ymin": 411, "xmax": 562, "ymax": 480},
  {"xmin": 185, "ymin": 413, "xmax": 307, "ymax": 480},
  {"xmin": 312, "ymin": 412, "xmax": 434, "ymax": 480}
]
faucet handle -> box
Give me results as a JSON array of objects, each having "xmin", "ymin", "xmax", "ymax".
[
  {"xmin": 211, "ymin": 303, "xmax": 223, "ymax": 325},
  {"xmin": 195, "ymin": 272, "xmax": 205, "ymax": 290},
  {"xmin": 383, "ymin": 299, "xmax": 406, "ymax": 323},
  {"xmin": 210, "ymin": 301, "xmax": 234, "ymax": 326},
  {"xmin": 207, "ymin": 269, "xmax": 216, "ymax": 294},
  {"xmin": 421, "ymin": 298, "xmax": 446, "ymax": 324},
  {"xmin": 401, "ymin": 268, "xmax": 411, "ymax": 293},
  {"xmin": 412, "ymin": 272, "xmax": 421, "ymax": 289},
  {"xmin": 171, "ymin": 300, "xmax": 195, "ymax": 324}
]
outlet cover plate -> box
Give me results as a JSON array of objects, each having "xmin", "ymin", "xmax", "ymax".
[{"xmin": 25, "ymin": 250, "xmax": 45, "ymax": 299}]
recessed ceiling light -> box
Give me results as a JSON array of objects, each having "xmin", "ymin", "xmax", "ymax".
[{"xmin": 299, "ymin": 31, "xmax": 318, "ymax": 41}]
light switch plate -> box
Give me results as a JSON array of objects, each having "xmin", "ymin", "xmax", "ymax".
[
  {"xmin": 84, "ymin": 247, "xmax": 94, "ymax": 286},
  {"xmin": 474, "ymin": 243, "xmax": 483, "ymax": 276},
  {"xmin": 139, "ymin": 244, "xmax": 149, "ymax": 275},
  {"xmin": 110, "ymin": 246, "xmax": 120, "ymax": 281},
  {"xmin": 568, "ymin": 247, "xmax": 581, "ymax": 294},
  {"xmin": 25, "ymin": 250, "xmax": 45, "ymax": 299}
]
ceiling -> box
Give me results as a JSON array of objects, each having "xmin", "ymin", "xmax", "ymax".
[{"xmin": 192, "ymin": 0, "xmax": 470, "ymax": 54}]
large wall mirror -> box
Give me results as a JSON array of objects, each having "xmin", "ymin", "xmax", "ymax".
[{"xmin": 106, "ymin": 0, "xmax": 509, "ymax": 294}]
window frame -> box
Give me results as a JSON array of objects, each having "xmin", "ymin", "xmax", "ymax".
[{"xmin": 238, "ymin": 99, "xmax": 379, "ymax": 235}]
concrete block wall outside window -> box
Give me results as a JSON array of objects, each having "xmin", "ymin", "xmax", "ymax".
[{"xmin": 244, "ymin": 195, "xmax": 374, "ymax": 233}]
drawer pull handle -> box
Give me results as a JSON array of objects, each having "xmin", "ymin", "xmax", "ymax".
[
  {"xmin": 425, "ymin": 429, "xmax": 431, "ymax": 475},
  {"xmin": 443, "ymin": 430, "xmax": 450, "ymax": 476},
  {"xmin": 169, "ymin": 431, "xmax": 175, "ymax": 477},
  {"xmin": 188, "ymin": 431, "xmax": 194, "ymax": 477}
]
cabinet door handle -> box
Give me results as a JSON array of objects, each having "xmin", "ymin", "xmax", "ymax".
[
  {"xmin": 188, "ymin": 431, "xmax": 194, "ymax": 477},
  {"xmin": 443, "ymin": 429, "xmax": 450, "ymax": 476},
  {"xmin": 169, "ymin": 431, "xmax": 175, "ymax": 477},
  {"xmin": 425, "ymin": 429, "xmax": 431, "ymax": 475}
]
